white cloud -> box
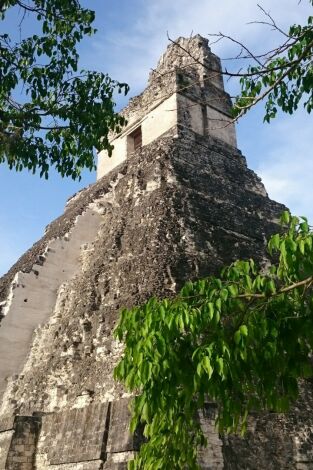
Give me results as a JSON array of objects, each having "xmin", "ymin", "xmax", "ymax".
[
  {"xmin": 256, "ymin": 111, "xmax": 313, "ymax": 222},
  {"xmin": 86, "ymin": 0, "xmax": 311, "ymax": 92}
]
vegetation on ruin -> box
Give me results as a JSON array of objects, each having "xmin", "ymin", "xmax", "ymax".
[
  {"xmin": 0, "ymin": 0, "xmax": 128, "ymax": 179},
  {"xmin": 115, "ymin": 212, "xmax": 313, "ymax": 469}
]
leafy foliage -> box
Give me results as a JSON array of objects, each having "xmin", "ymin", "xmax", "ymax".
[
  {"xmin": 233, "ymin": 1, "xmax": 313, "ymax": 121},
  {"xmin": 115, "ymin": 212, "xmax": 313, "ymax": 469},
  {"xmin": 0, "ymin": 0, "xmax": 128, "ymax": 179}
]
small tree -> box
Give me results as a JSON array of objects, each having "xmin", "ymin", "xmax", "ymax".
[{"xmin": 0, "ymin": 0, "xmax": 128, "ymax": 179}]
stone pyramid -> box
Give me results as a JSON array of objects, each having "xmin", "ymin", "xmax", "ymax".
[{"xmin": 0, "ymin": 35, "xmax": 312, "ymax": 470}]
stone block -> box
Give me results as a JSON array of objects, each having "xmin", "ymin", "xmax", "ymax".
[
  {"xmin": 107, "ymin": 399, "xmax": 142, "ymax": 454},
  {"xmin": 47, "ymin": 403, "xmax": 109, "ymax": 465}
]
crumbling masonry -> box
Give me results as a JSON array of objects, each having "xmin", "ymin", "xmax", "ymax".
[{"xmin": 0, "ymin": 36, "xmax": 313, "ymax": 469}]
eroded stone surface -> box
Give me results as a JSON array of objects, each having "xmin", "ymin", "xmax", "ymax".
[
  {"xmin": 0, "ymin": 135, "xmax": 285, "ymax": 421},
  {"xmin": 0, "ymin": 206, "xmax": 103, "ymax": 400}
]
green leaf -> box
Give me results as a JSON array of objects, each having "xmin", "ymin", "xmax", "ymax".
[
  {"xmin": 281, "ymin": 211, "xmax": 291, "ymax": 225},
  {"xmin": 269, "ymin": 233, "xmax": 281, "ymax": 252},
  {"xmin": 228, "ymin": 284, "xmax": 238, "ymax": 297},
  {"xmin": 202, "ymin": 356, "xmax": 213, "ymax": 378},
  {"xmin": 239, "ymin": 325, "xmax": 248, "ymax": 337},
  {"xmin": 208, "ymin": 302, "xmax": 214, "ymax": 320},
  {"xmin": 216, "ymin": 357, "xmax": 224, "ymax": 377},
  {"xmin": 234, "ymin": 330, "xmax": 241, "ymax": 345}
]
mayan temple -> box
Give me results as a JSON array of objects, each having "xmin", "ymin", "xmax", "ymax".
[{"xmin": 1, "ymin": 35, "xmax": 313, "ymax": 469}]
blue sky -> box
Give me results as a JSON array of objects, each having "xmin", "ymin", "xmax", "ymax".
[{"xmin": 0, "ymin": 0, "xmax": 312, "ymax": 275}]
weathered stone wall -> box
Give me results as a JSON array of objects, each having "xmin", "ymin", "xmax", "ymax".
[
  {"xmin": 0, "ymin": 416, "xmax": 40, "ymax": 470},
  {"xmin": 0, "ymin": 400, "xmax": 237, "ymax": 469},
  {"xmin": 197, "ymin": 405, "xmax": 224, "ymax": 470},
  {"xmin": 222, "ymin": 382, "xmax": 313, "ymax": 469},
  {"xmin": 0, "ymin": 431, "xmax": 13, "ymax": 469},
  {"xmin": 0, "ymin": 401, "xmax": 135, "ymax": 469},
  {"xmin": 36, "ymin": 403, "xmax": 109, "ymax": 467}
]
